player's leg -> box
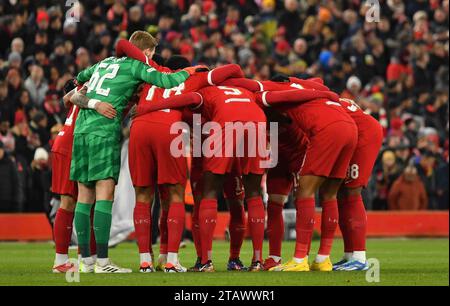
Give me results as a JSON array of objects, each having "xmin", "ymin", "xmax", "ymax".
[
  {"xmin": 273, "ymin": 175, "xmax": 325, "ymax": 272},
  {"xmin": 226, "ymin": 198, "xmax": 246, "ymax": 270},
  {"xmin": 189, "ymin": 180, "xmax": 203, "ymax": 271},
  {"xmin": 52, "ymin": 195, "xmax": 76, "ymax": 272},
  {"xmin": 335, "ymin": 186, "xmax": 368, "ymax": 270},
  {"xmin": 164, "ymin": 183, "xmax": 188, "ymax": 273},
  {"xmin": 89, "ymin": 204, "xmax": 97, "ymax": 260},
  {"xmin": 265, "ymin": 194, "xmax": 286, "ymax": 269},
  {"xmin": 157, "ymin": 188, "xmax": 170, "ymax": 270},
  {"xmin": 134, "ymin": 186, "xmax": 155, "ymax": 272},
  {"xmin": 93, "ymin": 179, "xmax": 114, "ymax": 261},
  {"xmin": 264, "ymin": 167, "xmax": 293, "ymax": 270},
  {"xmin": 242, "ymin": 173, "xmax": 265, "ymax": 271},
  {"xmin": 92, "ymin": 179, "xmax": 131, "ymax": 273},
  {"xmin": 52, "ymin": 152, "xmax": 78, "ymax": 272},
  {"xmin": 199, "ymin": 171, "xmax": 225, "ymax": 271},
  {"xmin": 307, "ymin": 178, "xmax": 343, "ymax": 271},
  {"xmin": 335, "ymin": 120, "xmax": 383, "ymax": 271},
  {"xmin": 224, "ymin": 175, "xmax": 246, "ymax": 271},
  {"xmin": 129, "ymin": 122, "xmax": 156, "ymax": 272},
  {"xmin": 74, "ymin": 182, "xmax": 96, "ymax": 273},
  {"xmin": 310, "ymin": 121, "xmax": 358, "ymax": 272}
]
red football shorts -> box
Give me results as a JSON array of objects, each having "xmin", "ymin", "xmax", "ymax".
[
  {"xmin": 267, "ymin": 162, "xmax": 300, "ymax": 196},
  {"xmin": 129, "ymin": 121, "xmax": 187, "ymax": 188},
  {"xmin": 51, "ymin": 152, "xmax": 78, "ymax": 199},
  {"xmin": 300, "ymin": 121, "xmax": 358, "ymax": 179},
  {"xmin": 267, "ymin": 129, "xmax": 306, "ymax": 196},
  {"xmin": 203, "ymin": 121, "xmax": 266, "ymax": 176},
  {"xmin": 345, "ymin": 117, "xmax": 384, "ymax": 188}
]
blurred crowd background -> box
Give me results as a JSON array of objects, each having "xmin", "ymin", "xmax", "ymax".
[{"xmin": 0, "ymin": 0, "xmax": 448, "ymax": 213}]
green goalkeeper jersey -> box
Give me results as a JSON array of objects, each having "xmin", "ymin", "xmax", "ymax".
[{"xmin": 75, "ymin": 56, "xmax": 189, "ymax": 140}]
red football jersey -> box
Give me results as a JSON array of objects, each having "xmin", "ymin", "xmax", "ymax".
[
  {"xmin": 259, "ymin": 80, "xmax": 304, "ymax": 91},
  {"xmin": 51, "ymin": 104, "xmax": 79, "ymax": 155},
  {"xmin": 339, "ymin": 98, "xmax": 371, "ymax": 124},
  {"xmin": 135, "ymin": 72, "xmax": 210, "ymax": 125},
  {"xmin": 196, "ymin": 86, "xmax": 266, "ymax": 125},
  {"xmin": 258, "ymin": 80, "xmax": 354, "ymax": 136},
  {"xmin": 339, "ymin": 98, "xmax": 382, "ymax": 144},
  {"xmin": 135, "ymin": 69, "xmax": 222, "ymax": 125},
  {"xmin": 259, "ymin": 78, "xmax": 330, "ymax": 93}
]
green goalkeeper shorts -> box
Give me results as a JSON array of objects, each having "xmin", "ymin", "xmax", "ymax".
[{"xmin": 70, "ymin": 133, "xmax": 121, "ymax": 186}]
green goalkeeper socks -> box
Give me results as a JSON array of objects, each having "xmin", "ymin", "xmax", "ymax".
[
  {"xmin": 74, "ymin": 202, "xmax": 93, "ymax": 258},
  {"xmin": 94, "ymin": 200, "xmax": 113, "ymax": 259}
]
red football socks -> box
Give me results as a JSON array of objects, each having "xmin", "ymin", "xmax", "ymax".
[
  {"xmin": 344, "ymin": 195, "xmax": 367, "ymax": 252},
  {"xmin": 199, "ymin": 199, "xmax": 218, "ymax": 264},
  {"xmin": 54, "ymin": 208, "xmax": 74, "ymax": 255},
  {"xmin": 338, "ymin": 197, "xmax": 352, "ymax": 252},
  {"xmin": 267, "ymin": 200, "xmax": 284, "ymax": 258},
  {"xmin": 247, "ymin": 197, "xmax": 265, "ymax": 263},
  {"xmin": 192, "ymin": 201, "xmax": 202, "ymax": 258},
  {"xmin": 167, "ymin": 202, "xmax": 186, "ymax": 253},
  {"xmin": 294, "ymin": 198, "xmax": 316, "ymax": 259},
  {"xmin": 133, "ymin": 202, "xmax": 152, "ymax": 254},
  {"xmin": 159, "ymin": 208, "xmax": 169, "ymax": 255},
  {"xmin": 229, "ymin": 204, "xmax": 246, "ymax": 260},
  {"xmin": 318, "ymin": 199, "xmax": 339, "ymax": 256}
]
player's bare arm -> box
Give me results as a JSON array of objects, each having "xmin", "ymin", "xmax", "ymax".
[
  {"xmin": 70, "ymin": 86, "xmax": 117, "ymax": 119},
  {"xmin": 63, "ymin": 88, "xmax": 76, "ymax": 108}
]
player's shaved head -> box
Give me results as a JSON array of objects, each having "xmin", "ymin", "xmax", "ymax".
[
  {"xmin": 165, "ymin": 55, "xmax": 191, "ymax": 70},
  {"xmin": 129, "ymin": 31, "xmax": 158, "ymax": 51}
]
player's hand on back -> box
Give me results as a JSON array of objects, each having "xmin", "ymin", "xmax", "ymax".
[{"xmin": 95, "ymin": 102, "xmax": 117, "ymax": 119}]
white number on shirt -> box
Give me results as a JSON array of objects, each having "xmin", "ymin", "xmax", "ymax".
[
  {"xmin": 87, "ymin": 63, "xmax": 120, "ymax": 97},
  {"xmin": 218, "ymin": 86, "xmax": 251, "ymax": 103},
  {"xmin": 290, "ymin": 83, "xmax": 304, "ymax": 90}
]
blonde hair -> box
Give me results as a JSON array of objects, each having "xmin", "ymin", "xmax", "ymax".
[{"xmin": 129, "ymin": 31, "xmax": 158, "ymax": 51}]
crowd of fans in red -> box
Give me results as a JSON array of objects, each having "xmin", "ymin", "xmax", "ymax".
[{"xmin": 0, "ymin": 0, "xmax": 448, "ymax": 213}]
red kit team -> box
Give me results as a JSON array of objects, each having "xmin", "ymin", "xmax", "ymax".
[{"xmin": 50, "ymin": 37, "xmax": 383, "ymax": 273}]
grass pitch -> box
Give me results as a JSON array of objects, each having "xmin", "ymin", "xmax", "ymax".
[{"xmin": 0, "ymin": 238, "xmax": 448, "ymax": 286}]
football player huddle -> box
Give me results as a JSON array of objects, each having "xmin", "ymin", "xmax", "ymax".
[{"xmin": 51, "ymin": 31, "xmax": 383, "ymax": 274}]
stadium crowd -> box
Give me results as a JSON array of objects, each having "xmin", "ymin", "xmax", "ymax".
[{"xmin": 0, "ymin": 0, "xmax": 448, "ymax": 213}]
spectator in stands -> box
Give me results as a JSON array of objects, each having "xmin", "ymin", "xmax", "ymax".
[
  {"xmin": 373, "ymin": 150, "xmax": 403, "ymax": 210},
  {"xmin": 29, "ymin": 111, "xmax": 49, "ymax": 149},
  {"xmin": 24, "ymin": 65, "xmax": 48, "ymax": 106},
  {"xmin": 27, "ymin": 147, "xmax": 50, "ymax": 213},
  {"xmin": 416, "ymin": 150, "xmax": 439, "ymax": 210},
  {"xmin": 0, "ymin": 141, "xmax": 19, "ymax": 212},
  {"xmin": 0, "ymin": 81, "xmax": 14, "ymax": 125},
  {"xmin": 388, "ymin": 165, "xmax": 428, "ymax": 210},
  {"xmin": 436, "ymin": 154, "xmax": 449, "ymax": 210},
  {"xmin": 0, "ymin": 116, "xmax": 14, "ymax": 154}
]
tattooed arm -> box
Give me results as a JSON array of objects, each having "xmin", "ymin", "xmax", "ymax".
[
  {"xmin": 69, "ymin": 85, "xmax": 89, "ymax": 108},
  {"xmin": 70, "ymin": 85, "xmax": 117, "ymax": 119}
]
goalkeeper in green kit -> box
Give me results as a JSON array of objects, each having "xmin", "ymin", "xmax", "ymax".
[{"xmin": 70, "ymin": 31, "xmax": 198, "ymax": 273}]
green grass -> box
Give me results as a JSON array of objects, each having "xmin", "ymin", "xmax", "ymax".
[{"xmin": 0, "ymin": 239, "xmax": 448, "ymax": 286}]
